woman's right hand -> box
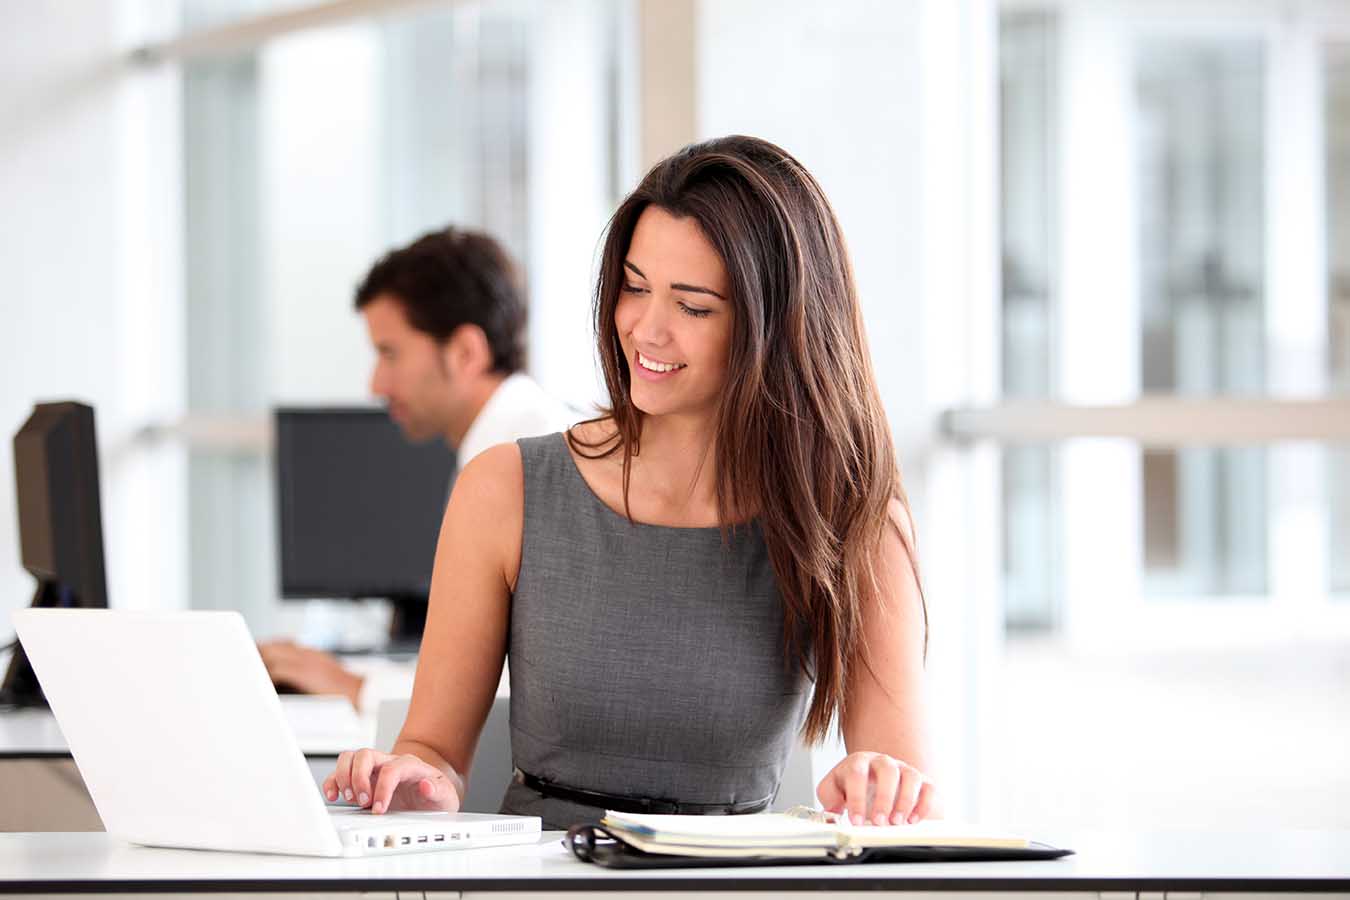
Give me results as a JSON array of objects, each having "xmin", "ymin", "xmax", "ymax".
[{"xmin": 323, "ymin": 749, "xmax": 461, "ymax": 815}]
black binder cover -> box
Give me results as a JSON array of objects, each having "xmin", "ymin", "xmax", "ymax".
[{"xmin": 566, "ymin": 824, "xmax": 1075, "ymax": 870}]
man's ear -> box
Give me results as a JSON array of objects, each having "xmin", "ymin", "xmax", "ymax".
[{"xmin": 445, "ymin": 324, "xmax": 493, "ymax": 378}]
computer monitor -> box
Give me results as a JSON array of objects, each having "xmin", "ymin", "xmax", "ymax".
[
  {"xmin": 274, "ymin": 407, "xmax": 456, "ymax": 650},
  {"xmin": 1, "ymin": 401, "xmax": 109, "ymax": 707}
]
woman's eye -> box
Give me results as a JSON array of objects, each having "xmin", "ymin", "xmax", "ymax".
[
  {"xmin": 622, "ymin": 282, "xmax": 647, "ymax": 294},
  {"xmin": 679, "ymin": 302, "xmax": 712, "ymax": 319}
]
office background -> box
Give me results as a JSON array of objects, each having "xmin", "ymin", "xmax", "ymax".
[{"xmin": 2, "ymin": 0, "xmax": 1348, "ymax": 829}]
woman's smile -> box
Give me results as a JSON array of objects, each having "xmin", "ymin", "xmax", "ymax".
[{"xmin": 633, "ymin": 348, "xmax": 687, "ymax": 380}]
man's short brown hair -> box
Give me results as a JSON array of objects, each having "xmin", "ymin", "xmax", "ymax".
[{"xmin": 355, "ymin": 227, "xmax": 527, "ymax": 373}]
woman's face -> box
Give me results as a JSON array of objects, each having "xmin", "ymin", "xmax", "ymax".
[{"xmin": 614, "ymin": 206, "xmax": 734, "ymax": 422}]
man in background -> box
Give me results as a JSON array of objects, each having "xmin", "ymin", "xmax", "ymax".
[{"xmin": 258, "ymin": 227, "xmax": 573, "ymax": 710}]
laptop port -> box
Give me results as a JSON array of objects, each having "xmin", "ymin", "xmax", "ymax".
[
  {"xmin": 383, "ymin": 835, "xmax": 396, "ymax": 848},
  {"xmin": 401, "ymin": 836, "xmax": 411, "ymax": 845},
  {"xmin": 433, "ymin": 834, "xmax": 445, "ymax": 842},
  {"xmin": 367, "ymin": 837, "xmax": 376, "ymax": 848},
  {"xmin": 417, "ymin": 835, "xmax": 428, "ymax": 843}
]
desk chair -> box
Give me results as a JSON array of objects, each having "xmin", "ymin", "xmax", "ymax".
[{"xmin": 772, "ymin": 739, "xmax": 816, "ymax": 810}]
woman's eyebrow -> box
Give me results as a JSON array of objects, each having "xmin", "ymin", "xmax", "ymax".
[
  {"xmin": 671, "ymin": 282, "xmax": 726, "ymax": 301},
  {"xmin": 624, "ymin": 261, "xmax": 726, "ymax": 301}
]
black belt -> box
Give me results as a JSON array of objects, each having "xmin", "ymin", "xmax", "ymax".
[{"xmin": 514, "ymin": 768, "xmax": 771, "ymax": 816}]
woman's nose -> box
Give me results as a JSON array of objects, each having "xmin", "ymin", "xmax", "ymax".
[{"xmin": 631, "ymin": 295, "xmax": 670, "ymax": 345}]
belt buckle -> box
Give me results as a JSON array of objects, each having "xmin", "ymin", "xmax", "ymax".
[{"xmin": 639, "ymin": 796, "xmax": 680, "ymax": 815}]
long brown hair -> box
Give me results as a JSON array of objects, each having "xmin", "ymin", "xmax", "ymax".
[{"xmin": 569, "ymin": 135, "xmax": 925, "ymax": 744}]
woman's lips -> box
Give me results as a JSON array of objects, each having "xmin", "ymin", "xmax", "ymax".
[{"xmin": 632, "ymin": 349, "xmax": 685, "ymax": 382}]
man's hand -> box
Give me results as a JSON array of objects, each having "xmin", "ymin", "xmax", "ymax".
[{"xmin": 257, "ymin": 640, "xmax": 364, "ymax": 709}]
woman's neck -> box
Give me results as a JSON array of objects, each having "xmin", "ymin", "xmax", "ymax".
[{"xmin": 631, "ymin": 411, "xmax": 720, "ymax": 518}]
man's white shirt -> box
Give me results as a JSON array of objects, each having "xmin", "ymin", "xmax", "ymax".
[{"xmin": 457, "ymin": 372, "xmax": 577, "ymax": 466}]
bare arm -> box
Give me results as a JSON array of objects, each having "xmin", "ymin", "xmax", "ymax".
[
  {"xmin": 395, "ymin": 442, "xmax": 523, "ymax": 785},
  {"xmin": 817, "ymin": 499, "xmax": 940, "ymax": 824},
  {"xmin": 324, "ymin": 443, "xmax": 523, "ymax": 814}
]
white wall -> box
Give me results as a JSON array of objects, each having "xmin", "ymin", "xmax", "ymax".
[
  {"xmin": 1, "ymin": 1, "xmax": 186, "ymax": 634},
  {"xmin": 260, "ymin": 25, "xmax": 382, "ymax": 406},
  {"xmin": 526, "ymin": 0, "xmax": 616, "ymax": 415}
]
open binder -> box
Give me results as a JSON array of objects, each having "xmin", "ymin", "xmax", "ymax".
[{"xmin": 566, "ymin": 807, "xmax": 1074, "ymax": 870}]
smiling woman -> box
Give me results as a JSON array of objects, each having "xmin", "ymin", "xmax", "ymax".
[
  {"xmin": 325, "ymin": 135, "xmax": 935, "ymax": 833},
  {"xmin": 574, "ymin": 134, "xmax": 928, "ymax": 744},
  {"xmin": 613, "ymin": 208, "xmax": 733, "ymax": 419}
]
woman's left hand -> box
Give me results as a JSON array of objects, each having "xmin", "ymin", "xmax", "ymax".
[{"xmin": 816, "ymin": 751, "xmax": 937, "ymax": 826}]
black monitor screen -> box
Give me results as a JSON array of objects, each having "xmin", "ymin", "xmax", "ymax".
[
  {"xmin": 12, "ymin": 401, "xmax": 107, "ymax": 607},
  {"xmin": 276, "ymin": 408, "xmax": 456, "ymax": 599},
  {"xmin": 4, "ymin": 400, "xmax": 108, "ymax": 707}
]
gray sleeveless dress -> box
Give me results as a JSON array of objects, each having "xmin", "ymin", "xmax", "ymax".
[{"xmin": 497, "ymin": 433, "xmax": 811, "ymax": 829}]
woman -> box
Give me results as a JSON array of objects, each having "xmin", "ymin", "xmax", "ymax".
[{"xmin": 324, "ymin": 135, "xmax": 937, "ymax": 830}]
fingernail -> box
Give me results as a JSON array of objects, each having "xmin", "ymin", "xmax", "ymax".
[
  {"xmin": 326, "ymin": 789, "xmax": 336, "ymax": 801},
  {"xmin": 891, "ymin": 812, "xmax": 904, "ymax": 825},
  {"xmin": 344, "ymin": 788, "xmax": 353, "ymax": 801},
  {"xmin": 851, "ymin": 813, "xmax": 862, "ymax": 826},
  {"xmin": 372, "ymin": 801, "xmax": 383, "ymax": 814},
  {"xmin": 874, "ymin": 813, "xmax": 886, "ymax": 826},
  {"xmin": 358, "ymin": 792, "xmax": 369, "ymax": 806},
  {"xmin": 909, "ymin": 812, "xmax": 920, "ymax": 824}
]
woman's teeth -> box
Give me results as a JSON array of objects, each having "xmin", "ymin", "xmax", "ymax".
[{"xmin": 638, "ymin": 351, "xmax": 686, "ymax": 373}]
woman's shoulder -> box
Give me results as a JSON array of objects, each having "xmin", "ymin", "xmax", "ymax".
[
  {"xmin": 559, "ymin": 418, "xmax": 626, "ymax": 499},
  {"xmin": 443, "ymin": 443, "xmax": 526, "ymax": 588},
  {"xmin": 451, "ymin": 442, "xmax": 525, "ymax": 513},
  {"xmin": 565, "ymin": 416, "xmax": 620, "ymax": 449}
]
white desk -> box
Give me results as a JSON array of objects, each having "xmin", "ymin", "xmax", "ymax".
[
  {"xmin": 0, "ymin": 708, "xmax": 70, "ymax": 757},
  {"xmin": 0, "ymin": 830, "xmax": 1347, "ymax": 897}
]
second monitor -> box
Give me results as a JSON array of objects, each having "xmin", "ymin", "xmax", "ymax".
[{"xmin": 275, "ymin": 407, "xmax": 457, "ymax": 650}]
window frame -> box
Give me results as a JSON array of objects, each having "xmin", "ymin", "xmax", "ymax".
[{"xmin": 967, "ymin": 0, "xmax": 1350, "ymax": 651}]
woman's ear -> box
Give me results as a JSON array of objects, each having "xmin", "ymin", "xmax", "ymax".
[{"xmin": 445, "ymin": 323, "xmax": 493, "ymax": 378}]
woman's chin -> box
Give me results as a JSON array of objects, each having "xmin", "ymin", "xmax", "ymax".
[
  {"xmin": 629, "ymin": 395, "xmax": 667, "ymax": 417},
  {"xmin": 629, "ymin": 389, "xmax": 682, "ymax": 418},
  {"xmin": 629, "ymin": 393, "xmax": 719, "ymax": 423}
]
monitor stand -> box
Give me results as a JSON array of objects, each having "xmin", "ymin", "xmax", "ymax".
[
  {"xmin": 383, "ymin": 593, "xmax": 428, "ymax": 656},
  {"xmin": 0, "ymin": 582, "xmax": 60, "ymax": 708}
]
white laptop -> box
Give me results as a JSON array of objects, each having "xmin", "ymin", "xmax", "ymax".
[{"xmin": 13, "ymin": 608, "xmax": 541, "ymax": 857}]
